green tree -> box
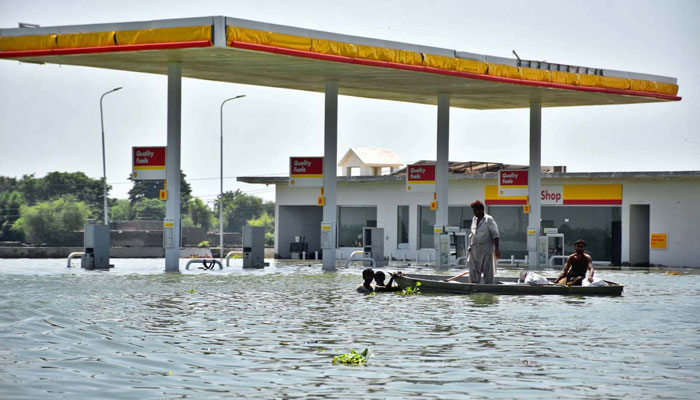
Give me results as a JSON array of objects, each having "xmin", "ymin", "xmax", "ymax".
[
  {"xmin": 188, "ymin": 197, "xmax": 213, "ymax": 231},
  {"xmin": 0, "ymin": 191, "xmax": 25, "ymax": 241},
  {"xmin": 4, "ymin": 172, "xmax": 108, "ymax": 221},
  {"xmin": 215, "ymin": 189, "xmax": 264, "ymax": 233},
  {"xmin": 247, "ymin": 211, "xmax": 275, "ymax": 245},
  {"xmin": 0, "ymin": 176, "xmax": 18, "ymax": 193},
  {"xmin": 42, "ymin": 172, "xmax": 106, "ymax": 209},
  {"xmin": 128, "ymin": 170, "xmax": 191, "ymax": 214},
  {"xmin": 110, "ymin": 199, "xmax": 132, "ymax": 221},
  {"xmin": 130, "ymin": 198, "xmax": 166, "ymax": 221},
  {"xmin": 13, "ymin": 196, "xmax": 90, "ymax": 245},
  {"xmin": 16, "ymin": 174, "xmax": 43, "ymax": 205}
]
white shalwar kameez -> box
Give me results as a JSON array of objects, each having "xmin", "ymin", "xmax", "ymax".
[{"xmin": 468, "ymin": 213, "xmax": 499, "ymax": 284}]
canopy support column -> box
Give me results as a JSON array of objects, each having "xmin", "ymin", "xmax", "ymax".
[
  {"xmin": 165, "ymin": 62, "xmax": 182, "ymax": 272},
  {"xmin": 528, "ymin": 102, "xmax": 542, "ymax": 268},
  {"xmin": 322, "ymin": 80, "xmax": 338, "ymax": 271},
  {"xmin": 435, "ymin": 93, "xmax": 450, "ymax": 265}
]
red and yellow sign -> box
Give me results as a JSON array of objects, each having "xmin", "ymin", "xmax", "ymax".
[
  {"xmin": 485, "ymin": 184, "xmax": 622, "ymax": 206},
  {"xmin": 650, "ymin": 233, "xmax": 667, "ymax": 249},
  {"xmin": 406, "ymin": 164, "xmax": 435, "ymax": 192},
  {"xmin": 289, "ymin": 156, "xmax": 323, "ymax": 187},
  {"xmin": 132, "ymin": 146, "xmax": 166, "ymax": 180},
  {"xmin": 498, "ymin": 170, "xmax": 528, "ymax": 197},
  {"xmin": 159, "ymin": 190, "xmax": 167, "ymax": 201}
]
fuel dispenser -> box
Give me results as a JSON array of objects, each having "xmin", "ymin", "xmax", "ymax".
[
  {"xmin": 363, "ymin": 227, "xmax": 386, "ymax": 267},
  {"xmin": 81, "ymin": 222, "xmax": 113, "ymax": 269},
  {"xmin": 546, "ymin": 232, "xmax": 565, "ymax": 266},
  {"xmin": 242, "ymin": 225, "xmax": 267, "ymax": 268},
  {"xmin": 320, "ymin": 222, "xmax": 333, "ymax": 260},
  {"xmin": 434, "ymin": 226, "xmax": 466, "ymax": 267},
  {"xmin": 533, "ymin": 227, "xmax": 564, "ymax": 266}
]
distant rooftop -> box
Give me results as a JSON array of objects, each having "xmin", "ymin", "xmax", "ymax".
[{"xmin": 338, "ymin": 147, "xmax": 403, "ymax": 176}]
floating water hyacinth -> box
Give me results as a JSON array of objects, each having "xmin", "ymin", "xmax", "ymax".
[
  {"xmin": 397, "ymin": 281, "xmax": 421, "ymax": 296},
  {"xmin": 332, "ymin": 349, "xmax": 369, "ymax": 365}
]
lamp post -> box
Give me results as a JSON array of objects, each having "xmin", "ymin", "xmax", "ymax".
[
  {"xmin": 220, "ymin": 95, "xmax": 246, "ymax": 260},
  {"xmin": 99, "ymin": 87, "xmax": 122, "ymax": 225}
]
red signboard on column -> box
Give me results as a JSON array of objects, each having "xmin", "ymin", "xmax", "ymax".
[
  {"xmin": 498, "ymin": 169, "xmax": 528, "ymax": 196},
  {"xmin": 289, "ymin": 156, "xmax": 323, "ymax": 187},
  {"xmin": 132, "ymin": 146, "xmax": 166, "ymax": 180},
  {"xmin": 406, "ymin": 164, "xmax": 436, "ymax": 192}
]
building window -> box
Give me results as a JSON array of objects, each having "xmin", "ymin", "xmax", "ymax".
[
  {"xmin": 419, "ymin": 206, "xmax": 473, "ymax": 249},
  {"xmin": 418, "ymin": 206, "xmax": 435, "ymax": 249},
  {"xmin": 487, "ymin": 205, "xmax": 622, "ymax": 261},
  {"xmin": 448, "ymin": 206, "xmax": 472, "ymax": 229},
  {"xmin": 397, "ymin": 206, "xmax": 409, "ymax": 247},
  {"xmin": 338, "ymin": 206, "xmax": 377, "ymax": 247}
]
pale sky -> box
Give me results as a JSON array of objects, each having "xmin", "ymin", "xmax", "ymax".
[{"xmin": 0, "ymin": 0, "xmax": 698, "ymax": 205}]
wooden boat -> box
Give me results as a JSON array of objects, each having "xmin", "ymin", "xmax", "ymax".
[{"xmin": 394, "ymin": 273, "xmax": 624, "ymax": 296}]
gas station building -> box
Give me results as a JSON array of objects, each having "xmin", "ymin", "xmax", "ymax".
[{"xmin": 241, "ymin": 162, "xmax": 700, "ymax": 268}]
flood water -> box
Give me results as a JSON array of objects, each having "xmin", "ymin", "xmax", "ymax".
[{"xmin": 1, "ymin": 259, "xmax": 699, "ymax": 399}]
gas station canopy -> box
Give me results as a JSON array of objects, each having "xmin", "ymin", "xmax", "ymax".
[{"xmin": 0, "ymin": 16, "xmax": 680, "ymax": 109}]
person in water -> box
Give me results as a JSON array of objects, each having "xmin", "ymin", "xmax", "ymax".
[
  {"xmin": 373, "ymin": 270, "xmax": 400, "ymax": 292},
  {"xmin": 357, "ymin": 268, "xmax": 376, "ymax": 294},
  {"xmin": 555, "ymin": 239, "xmax": 595, "ymax": 286}
]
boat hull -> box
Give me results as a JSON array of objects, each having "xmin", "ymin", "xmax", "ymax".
[{"xmin": 395, "ymin": 274, "xmax": 623, "ymax": 296}]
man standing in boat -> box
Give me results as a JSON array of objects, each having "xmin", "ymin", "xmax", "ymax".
[
  {"xmin": 446, "ymin": 200, "xmax": 500, "ymax": 284},
  {"xmin": 555, "ymin": 239, "xmax": 595, "ymax": 286}
]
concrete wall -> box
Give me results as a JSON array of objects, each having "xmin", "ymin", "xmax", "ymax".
[
  {"xmin": 275, "ymin": 176, "xmax": 700, "ymax": 267},
  {"xmin": 277, "ymin": 205, "xmax": 322, "ymax": 258},
  {"xmin": 622, "ymin": 179, "xmax": 700, "ymax": 267},
  {"xmin": 0, "ymin": 246, "xmax": 164, "ymax": 258},
  {"xmin": 116, "ymin": 220, "xmax": 162, "ymax": 231}
]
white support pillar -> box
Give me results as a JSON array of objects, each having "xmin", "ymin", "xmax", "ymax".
[
  {"xmin": 435, "ymin": 94, "xmax": 450, "ymax": 264},
  {"xmin": 435, "ymin": 94, "xmax": 450, "ymax": 227},
  {"xmin": 528, "ymin": 102, "xmax": 542, "ymax": 268},
  {"xmin": 165, "ymin": 62, "xmax": 182, "ymax": 272},
  {"xmin": 322, "ymin": 81, "xmax": 338, "ymax": 271}
]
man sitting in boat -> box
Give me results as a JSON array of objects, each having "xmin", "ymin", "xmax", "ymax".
[
  {"xmin": 555, "ymin": 239, "xmax": 595, "ymax": 286},
  {"xmin": 357, "ymin": 268, "xmax": 376, "ymax": 293},
  {"xmin": 445, "ymin": 200, "xmax": 500, "ymax": 284},
  {"xmin": 373, "ymin": 270, "xmax": 400, "ymax": 292}
]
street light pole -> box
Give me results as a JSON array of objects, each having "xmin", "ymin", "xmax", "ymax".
[
  {"xmin": 99, "ymin": 87, "xmax": 122, "ymax": 225},
  {"xmin": 220, "ymin": 95, "xmax": 246, "ymax": 260}
]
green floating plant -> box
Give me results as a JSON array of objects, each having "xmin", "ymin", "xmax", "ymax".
[
  {"xmin": 397, "ymin": 281, "xmax": 421, "ymax": 296},
  {"xmin": 332, "ymin": 348, "xmax": 369, "ymax": 365}
]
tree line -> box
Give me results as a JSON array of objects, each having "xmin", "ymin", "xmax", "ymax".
[{"xmin": 0, "ymin": 172, "xmax": 274, "ymax": 245}]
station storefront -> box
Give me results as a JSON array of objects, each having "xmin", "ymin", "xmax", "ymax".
[
  {"xmin": 485, "ymin": 184, "xmax": 623, "ymax": 263},
  {"xmin": 244, "ymin": 171, "xmax": 700, "ymax": 267}
]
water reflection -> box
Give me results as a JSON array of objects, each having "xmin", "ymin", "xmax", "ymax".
[{"xmin": 469, "ymin": 293, "xmax": 499, "ymax": 306}]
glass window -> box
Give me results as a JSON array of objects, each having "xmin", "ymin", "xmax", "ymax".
[
  {"xmin": 487, "ymin": 206, "xmax": 529, "ymax": 259},
  {"xmin": 448, "ymin": 206, "xmax": 472, "ymax": 229},
  {"xmin": 397, "ymin": 206, "xmax": 409, "ymax": 246},
  {"xmin": 418, "ymin": 206, "xmax": 435, "ymax": 249},
  {"xmin": 338, "ymin": 207, "xmax": 377, "ymax": 247},
  {"xmin": 487, "ymin": 205, "xmax": 622, "ymax": 261},
  {"xmin": 419, "ymin": 206, "xmax": 474, "ymax": 249},
  {"xmin": 542, "ymin": 206, "xmax": 621, "ymax": 261}
]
